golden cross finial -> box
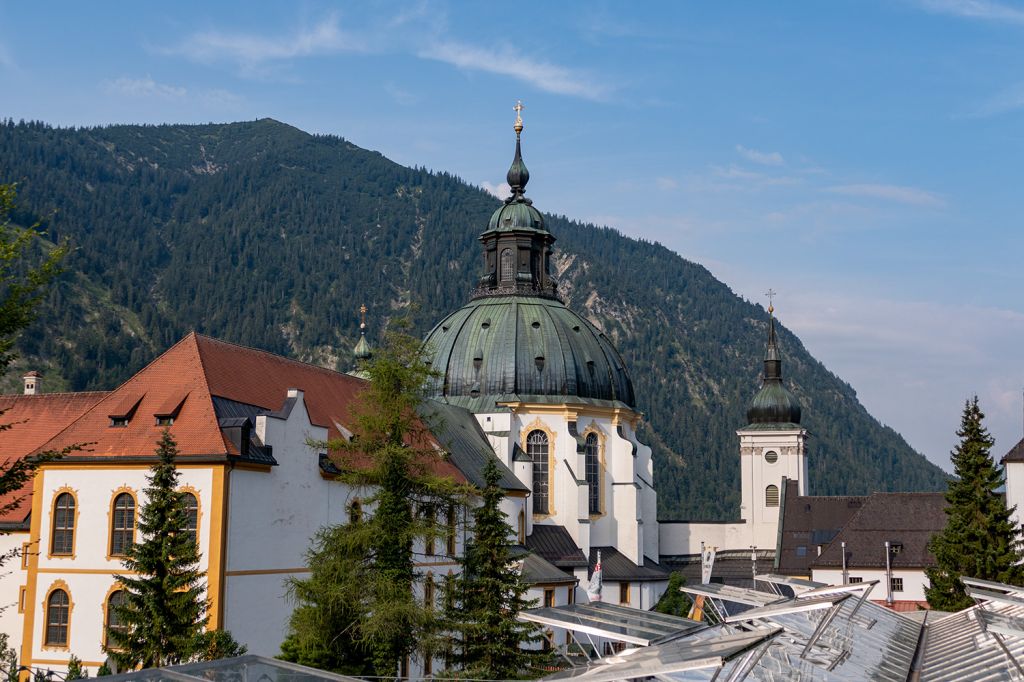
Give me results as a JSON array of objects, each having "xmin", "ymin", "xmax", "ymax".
[
  {"xmin": 765, "ymin": 289, "xmax": 776, "ymax": 315},
  {"xmin": 513, "ymin": 100, "xmax": 524, "ymax": 135},
  {"xmin": 359, "ymin": 304, "xmax": 367, "ymax": 329}
]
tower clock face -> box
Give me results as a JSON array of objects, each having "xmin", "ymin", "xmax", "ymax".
[{"xmin": 764, "ymin": 450, "xmax": 779, "ymax": 464}]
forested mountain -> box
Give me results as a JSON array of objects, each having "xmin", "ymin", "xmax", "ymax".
[{"xmin": 0, "ymin": 118, "xmax": 947, "ymax": 519}]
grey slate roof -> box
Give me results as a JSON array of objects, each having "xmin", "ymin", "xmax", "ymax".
[
  {"xmin": 517, "ymin": 550, "xmax": 578, "ymax": 586},
  {"xmin": 812, "ymin": 491, "xmax": 947, "ymax": 570},
  {"xmin": 1003, "ymin": 437, "xmax": 1024, "ymax": 463},
  {"xmin": 418, "ymin": 400, "xmax": 527, "ymax": 492},
  {"xmin": 526, "ymin": 524, "xmax": 588, "ymax": 568},
  {"xmin": 589, "ymin": 546, "xmax": 671, "ymax": 582},
  {"xmin": 776, "ymin": 478, "xmax": 865, "ymax": 576}
]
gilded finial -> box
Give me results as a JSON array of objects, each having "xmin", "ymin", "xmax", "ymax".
[
  {"xmin": 513, "ymin": 100, "xmax": 524, "ymax": 136},
  {"xmin": 359, "ymin": 304, "xmax": 367, "ymax": 331},
  {"xmin": 765, "ymin": 289, "xmax": 776, "ymax": 315}
]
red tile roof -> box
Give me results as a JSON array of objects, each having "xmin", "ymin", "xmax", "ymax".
[
  {"xmin": 13, "ymin": 332, "xmax": 467, "ymax": 481},
  {"xmin": 0, "ymin": 391, "xmax": 107, "ymax": 524}
]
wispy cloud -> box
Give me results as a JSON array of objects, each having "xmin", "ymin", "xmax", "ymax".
[
  {"xmin": 104, "ymin": 76, "xmax": 187, "ymax": 99},
  {"xmin": 655, "ymin": 177, "xmax": 678, "ymax": 191},
  {"xmin": 825, "ymin": 183, "xmax": 945, "ymax": 208},
  {"xmin": 915, "ymin": 0, "xmax": 1024, "ymax": 25},
  {"xmin": 164, "ymin": 13, "xmax": 365, "ymax": 72},
  {"xmin": 419, "ymin": 41, "xmax": 611, "ymax": 101},
  {"xmin": 103, "ymin": 76, "xmax": 243, "ymax": 109},
  {"xmin": 384, "ymin": 82, "xmax": 418, "ymax": 107},
  {"xmin": 481, "ymin": 180, "xmax": 510, "ymax": 198},
  {"xmin": 735, "ymin": 144, "xmax": 784, "ymax": 166}
]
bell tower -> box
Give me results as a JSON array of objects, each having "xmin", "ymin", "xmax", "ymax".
[{"xmin": 737, "ymin": 297, "xmax": 808, "ymax": 550}]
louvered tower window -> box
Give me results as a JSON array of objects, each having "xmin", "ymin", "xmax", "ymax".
[
  {"xmin": 765, "ymin": 484, "xmax": 780, "ymax": 507},
  {"xmin": 529, "ymin": 430, "xmax": 550, "ymax": 514},
  {"xmin": 500, "ymin": 248, "xmax": 514, "ymax": 282},
  {"xmin": 585, "ymin": 433, "xmax": 600, "ymax": 514}
]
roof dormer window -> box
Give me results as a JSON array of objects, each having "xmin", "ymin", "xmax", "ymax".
[
  {"xmin": 110, "ymin": 417, "xmax": 129, "ymax": 428},
  {"xmin": 153, "ymin": 393, "xmax": 188, "ymax": 428},
  {"xmin": 107, "ymin": 394, "xmax": 144, "ymax": 428}
]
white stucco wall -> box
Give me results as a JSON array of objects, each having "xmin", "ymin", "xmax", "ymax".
[
  {"xmin": 738, "ymin": 428, "xmax": 806, "ymax": 551},
  {"xmin": 1006, "ymin": 462, "xmax": 1024, "ymax": 531},
  {"xmin": 0, "ymin": 531, "xmax": 27, "ymax": 656},
  {"xmin": 25, "ymin": 464, "xmax": 215, "ymax": 672},
  {"xmin": 811, "ymin": 568, "xmax": 930, "ymax": 603}
]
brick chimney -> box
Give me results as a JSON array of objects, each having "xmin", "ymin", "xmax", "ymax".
[{"xmin": 22, "ymin": 371, "xmax": 41, "ymax": 395}]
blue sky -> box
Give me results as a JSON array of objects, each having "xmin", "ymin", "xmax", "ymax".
[{"xmin": 1, "ymin": 0, "xmax": 1022, "ymax": 470}]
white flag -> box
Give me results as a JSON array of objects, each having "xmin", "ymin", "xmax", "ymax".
[{"xmin": 587, "ymin": 550, "xmax": 603, "ymax": 602}]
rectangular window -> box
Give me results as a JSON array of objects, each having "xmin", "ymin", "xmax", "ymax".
[
  {"xmin": 446, "ymin": 506, "xmax": 456, "ymax": 556},
  {"xmin": 619, "ymin": 582, "xmax": 631, "ymax": 605},
  {"xmin": 891, "ymin": 577, "xmax": 904, "ymax": 593},
  {"xmin": 424, "ymin": 507, "xmax": 436, "ymax": 556},
  {"xmin": 110, "ymin": 417, "xmax": 129, "ymax": 428},
  {"xmin": 543, "ymin": 588, "xmax": 555, "ymax": 608},
  {"xmin": 849, "ymin": 576, "xmax": 863, "ymax": 584},
  {"xmin": 155, "ymin": 416, "xmax": 174, "ymax": 426},
  {"xmin": 21, "ymin": 543, "xmax": 30, "ymax": 569},
  {"xmin": 567, "ymin": 586, "xmax": 575, "ymax": 605},
  {"xmin": 18, "ymin": 587, "xmax": 25, "ymax": 613},
  {"xmin": 422, "ymin": 653, "xmax": 432, "ymax": 677}
]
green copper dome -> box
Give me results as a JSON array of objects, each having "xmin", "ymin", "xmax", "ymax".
[
  {"xmin": 423, "ymin": 296, "xmax": 636, "ymax": 410},
  {"xmin": 746, "ymin": 313, "xmax": 802, "ymax": 427},
  {"xmin": 487, "ymin": 200, "xmax": 546, "ymax": 233}
]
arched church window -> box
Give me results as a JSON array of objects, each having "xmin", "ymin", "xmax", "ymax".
[
  {"xmin": 45, "ymin": 588, "xmax": 70, "ymax": 647},
  {"xmin": 182, "ymin": 492, "xmax": 199, "ymax": 546},
  {"xmin": 500, "ymin": 248, "xmax": 514, "ymax": 282},
  {"xmin": 528, "ymin": 430, "xmax": 550, "ymax": 514},
  {"xmin": 765, "ymin": 484, "xmax": 780, "ymax": 507},
  {"xmin": 585, "ymin": 433, "xmax": 600, "ymax": 515},
  {"xmin": 51, "ymin": 492, "xmax": 75, "ymax": 556},
  {"xmin": 110, "ymin": 492, "xmax": 136, "ymax": 557}
]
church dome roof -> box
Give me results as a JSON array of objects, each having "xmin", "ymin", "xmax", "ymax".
[
  {"xmin": 745, "ymin": 310, "xmax": 802, "ymax": 428},
  {"xmin": 487, "ymin": 200, "xmax": 546, "ymax": 233},
  {"xmin": 423, "ymin": 296, "xmax": 636, "ymax": 409}
]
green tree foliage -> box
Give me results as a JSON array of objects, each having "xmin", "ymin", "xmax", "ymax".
[
  {"xmin": 106, "ymin": 430, "xmax": 244, "ymax": 668},
  {"xmin": 440, "ymin": 458, "xmax": 545, "ymax": 679},
  {"xmin": 65, "ymin": 654, "xmax": 87, "ymax": 680},
  {"xmin": 926, "ymin": 397, "xmax": 1024, "ymax": 610},
  {"xmin": 282, "ymin": 326, "xmax": 461, "ymax": 677},
  {"xmin": 0, "ymin": 120, "xmax": 948, "ymax": 519},
  {"xmin": 653, "ymin": 572, "xmax": 692, "ymax": 617},
  {"xmin": 0, "ymin": 181, "xmax": 73, "ymax": 571},
  {"xmin": 0, "ymin": 632, "xmax": 17, "ymax": 682}
]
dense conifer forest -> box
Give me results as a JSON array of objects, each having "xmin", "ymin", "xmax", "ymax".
[{"xmin": 0, "ymin": 118, "xmax": 947, "ymax": 519}]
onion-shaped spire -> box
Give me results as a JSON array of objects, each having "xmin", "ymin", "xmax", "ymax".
[
  {"xmin": 353, "ymin": 304, "xmax": 372, "ymax": 361},
  {"xmin": 506, "ymin": 100, "xmax": 530, "ymax": 200},
  {"xmin": 746, "ymin": 297, "xmax": 801, "ymax": 426}
]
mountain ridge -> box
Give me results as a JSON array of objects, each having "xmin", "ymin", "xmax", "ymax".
[{"xmin": 0, "ymin": 117, "xmax": 948, "ymax": 519}]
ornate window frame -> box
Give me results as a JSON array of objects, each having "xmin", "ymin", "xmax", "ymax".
[
  {"xmin": 48, "ymin": 486, "xmax": 79, "ymax": 559},
  {"xmin": 41, "ymin": 579, "xmax": 73, "ymax": 651},
  {"xmin": 179, "ymin": 486, "xmax": 202, "ymax": 548},
  {"xmin": 582, "ymin": 424, "xmax": 607, "ymax": 519},
  {"xmin": 107, "ymin": 487, "xmax": 138, "ymax": 561},
  {"xmin": 102, "ymin": 583, "xmax": 128, "ymax": 650},
  {"xmin": 521, "ymin": 418, "xmax": 557, "ymax": 519}
]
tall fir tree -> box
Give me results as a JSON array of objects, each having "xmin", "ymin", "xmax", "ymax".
[
  {"xmin": 440, "ymin": 458, "xmax": 546, "ymax": 679},
  {"xmin": 106, "ymin": 430, "xmax": 243, "ymax": 668},
  {"xmin": 926, "ymin": 397, "xmax": 1024, "ymax": 610},
  {"xmin": 282, "ymin": 325, "xmax": 461, "ymax": 677}
]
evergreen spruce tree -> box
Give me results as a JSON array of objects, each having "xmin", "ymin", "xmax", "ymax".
[
  {"xmin": 283, "ymin": 326, "xmax": 461, "ymax": 677},
  {"xmin": 64, "ymin": 655, "xmax": 87, "ymax": 680},
  {"xmin": 440, "ymin": 458, "xmax": 545, "ymax": 679},
  {"xmin": 106, "ymin": 430, "xmax": 243, "ymax": 668},
  {"xmin": 926, "ymin": 397, "xmax": 1024, "ymax": 610}
]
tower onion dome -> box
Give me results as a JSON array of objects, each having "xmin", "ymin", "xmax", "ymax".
[
  {"xmin": 422, "ymin": 103, "xmax": 636, "ymax": 410},
  {"xmin": 746, "ymin": 308, "xmax": 801, "ymax": 427}
]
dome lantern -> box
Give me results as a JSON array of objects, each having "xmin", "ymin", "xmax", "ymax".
[{"xmin": 745, "ymin": 302, "xmax": 802, "ymax": 427}]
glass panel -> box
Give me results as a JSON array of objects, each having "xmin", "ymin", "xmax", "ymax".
[
  {"xmin": 182, "ymin": 493, "xmax": 198, "ymax": 545},
  {"xmin": 500, "ymin": 248, "xmax": 514, "ymax": 282},
  {"xmin": 529, "ymin": 431, "xmax": 549, "ymax": 514}
]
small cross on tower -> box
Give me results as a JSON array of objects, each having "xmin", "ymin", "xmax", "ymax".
[
  {"xmin": 765, "ymin": 288, "xmax": 776, "ymax": 315},
  {"xmin": 513, "ymin": 100, "xmax": 525, "ymax": 135},
  {"xmin": 359, "ymin": 304, "xmax": 367, "ymax": 330}
]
